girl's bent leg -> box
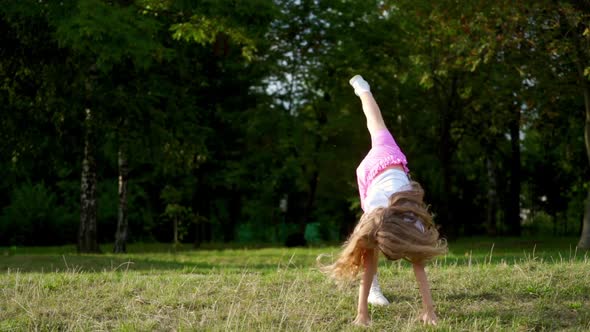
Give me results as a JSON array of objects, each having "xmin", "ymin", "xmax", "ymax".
[{"xmin": 368, "ymin": 252, "xmax": 390, "ymax": 305}]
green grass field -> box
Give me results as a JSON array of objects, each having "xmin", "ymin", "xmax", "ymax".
[{"xmin": 1, "ymin": 237, "xmax": 589, "ymax": 331}]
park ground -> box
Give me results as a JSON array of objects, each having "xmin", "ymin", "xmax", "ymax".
[{"xmin": 1, "ymin": 237, "xmax": 589, "ymax": 331}]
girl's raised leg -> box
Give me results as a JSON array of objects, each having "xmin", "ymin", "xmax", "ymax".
[
  {"xmin": 349, "ymin": 75, "xmax": 387, "ymax": 136},
  {"xmin": 349, "ymin": 74, "xmax": 391, "ymax": 306}
]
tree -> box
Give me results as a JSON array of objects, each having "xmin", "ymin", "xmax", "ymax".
[
  {"xmin": 113, "ymin": 121, "xmax": 129, "ymax": 253},
  {"xmin": 142, "ymin": 0, "xmax": 278, "ymax": 243},
  {"xmin": 2, "ymin": 0, "xmax": 588, "ymax": 245},
  {"xmin": 504, "ymin": 1, "xmax": 590, "ymax": 245},
  {"xmin": 52, "ymin": 0, "xmax": 168, "ymax": 252}
]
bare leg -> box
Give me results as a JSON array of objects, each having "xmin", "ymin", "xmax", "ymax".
[
  {"xmin": 349, "ymin": 75, "xmax": 387, "ymax": 136},
  {"xmin": 359, "ymin": 92, "xmax": 387, "ymax": 136},
  {"xmin": 354, "ymin": 248, "xmax": 377, "ymax": 326},
  {"xmin": 368, "ymin": 253, "xmax": 389, "ymax": 306}
]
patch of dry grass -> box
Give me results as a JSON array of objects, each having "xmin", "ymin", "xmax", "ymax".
[{"xmin": 1, "ymin": 238, "xmax": 589, "ymax": 331}]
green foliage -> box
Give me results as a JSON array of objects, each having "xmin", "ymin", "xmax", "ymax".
[
  {"xmin": 1, "ymin": 0, "xmax": 589, "ymax": 246},
  {"xmin": 170, "ymin": 15, "xmax": 257, "ymax": 60},
  {"xmin": 159, "ymin": 185, "xmax": 199, "ymax": 243},
  {"xmin": 54, "ymin": 0, "xmax": 169, "ymax": 71},
  {"xmin": 160, "ymin": 185, "xmax": 182, "ymax": 205},
  {"xmin": 236, "ymin": 222, "xmax": 273, "ymax": 243},
  {"xmin": 0, "ymin": 182, "xmax": 76, "ymax": 245}
]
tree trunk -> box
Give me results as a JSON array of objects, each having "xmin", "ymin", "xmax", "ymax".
[
  {"xmin": 574, "ymin": 31, "xmax": 590, "ymax": 248},
  {"xmin": 303, "ymin": 169, "xmax": 319, "ymax": 225},
  {"xmin": 224, "ymin": 192, "xmax": 240, "ymax": 242},
  {"xmin": 173, "ymin": 217, "xmax": 178, "ymax": 244},
  {"xmin": 78, "ymin": 108, "xmax": 100, "ymax": 253},
  {"xmin": 507, "ymin": 104, "xmax": 521, "ymax": 236},
  {"xmin": 113, "ymin": 141, "xmax": 129, "ymax": 253},
  {"xmin": 302, "ymin": 104, "xmax": 326, "ymax": 228},
  {"xmin": 193, "ymin": 171, "xmax": 207, "ymax": 248},
  {"xmin": 485, "ymin": 157, "xmax": 498, "ymax": 235},
  {"xmin": 579, "ymin": 191, "xmax": 590, "ymax": 249},
  {"xmin": 437, "ymin": 77, "xmax": 457, "ymax": 238},
  {"xmin": 576, "ymin": 66, "xmax": 590, "ymax": 247},
  {"xmin": 439, "ymin": 144, "xmax": 453, "ymax": 237}
]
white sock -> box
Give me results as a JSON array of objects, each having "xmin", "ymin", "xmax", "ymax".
[
  {"xmin": 349, "ymin": 75, "xmax": 371, "ymax": 96},
  {"xmin": 368, "ymin": 274, "xmax": 390, "ymax": 306},
  {"xmin": 371, "ymin": 274, "xmax": 381, "ymax": 291}
]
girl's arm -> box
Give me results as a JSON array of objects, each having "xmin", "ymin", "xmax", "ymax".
[
  {"xmin": 412, "ymin": 262, "xmax": 438, "ymax": 325},
  {"xmin": 354, "ymin": 248, "xmax": 377, "ymax": 326}
]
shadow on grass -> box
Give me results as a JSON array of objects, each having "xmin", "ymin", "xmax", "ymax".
[
  {"xmin": 1, "ymin": 237, "xmax": 588, "ymax": 273},
  {"xmin": 449, "ymin": 302, "xmax": 589, "ymax": 331},
  {"xmin": 0, "ymin": 255, "xmax": 287, "ymax": 274},
  {"xmin": 444, "ymin": 292, "xmax": 503, "ymax": 302}
]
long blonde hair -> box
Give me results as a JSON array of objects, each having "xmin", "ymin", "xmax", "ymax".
[{"xmin": 319, "ymin": 181, "xmax": 447, "ymax": 283}]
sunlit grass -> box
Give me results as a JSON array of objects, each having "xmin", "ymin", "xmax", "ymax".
[{"xmin": 1, "ymin": 237, "xmax": 589, "ymax": 331}]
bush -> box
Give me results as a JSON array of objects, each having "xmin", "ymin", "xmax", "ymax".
[
  {"xmin": 522, "ymin": 211, "xmax": 555, "ymax": 236},
  {"xmin": 236, "ymin": 222, "xmax": 276, "ymax": 243},
  {"xmin": 0, "ymin": 182, "xmax": 76, "ymax": 245}
]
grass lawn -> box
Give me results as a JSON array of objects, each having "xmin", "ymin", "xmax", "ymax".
[{"xmin": 1, "ymin": 237, "xmax": 589, "ymax": 331}]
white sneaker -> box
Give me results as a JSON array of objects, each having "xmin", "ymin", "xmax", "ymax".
[
  {"xmin": 368, "ymin": 275, "xmax": 390, "ymax": 306},
  {"xmin": 349, "ymin": 75, "xmax": 371, "ymax": 96}
]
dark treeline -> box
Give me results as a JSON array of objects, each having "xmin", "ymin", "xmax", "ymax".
[{"xmin": 1, "ymin": 1, "xmax": 589, "ymax": 251}]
